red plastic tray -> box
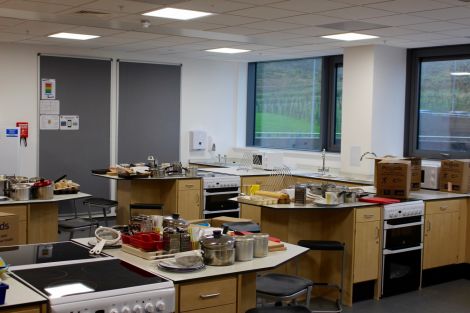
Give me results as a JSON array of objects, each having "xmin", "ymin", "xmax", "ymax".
[
  {"xmin": 359, "ymin": 197, "xmax": 401, "ymax": 204},
  {"xmin": 121, "ymin": 232, "xmax": 162, "ymax": 251}
]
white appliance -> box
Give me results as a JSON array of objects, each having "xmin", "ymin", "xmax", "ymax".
[
  {"xmin": 0, "ymin": 126, "xmax": 20, "ymax": 175},
  {"xmin": 199, "ymin": 171, "xmax": 241, "ymax": 219},
  {"xmin": 421, "ymin": 163, "xmax": 440, "ymax": 190},
  {"xmin": 190, "ymin": 130, "xmax": 206, "ymax": 151},
  {"xmin": 252, "ymin": 152, "xmax": 283, "ymax": 170}
]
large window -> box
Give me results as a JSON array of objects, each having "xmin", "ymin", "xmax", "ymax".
[
  {"xmin": 406, "ymin": 45, "xmax": 470, "ymax": 158},
  {"xmin": 246, "ymin": 56, "xmax": 343, "ymax": 152}
]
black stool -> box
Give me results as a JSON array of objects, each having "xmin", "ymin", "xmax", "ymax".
[
  {"xmin": 58, "ymin": 200, "xmax": 100, "ymax": 240},
  {"xmin": 83, "ymin": 198, "xmax": 118, "ymax": 227},
  {"xmin": 256, "ymin": 273, "xmax": 313, "ymax": 307},
  {"xmin": 129, "ymin": 203, "xmax": 164, "ymax": 217},
  {"xmin": 298, "ymin": 240, "xmax": 345, "ymax": 313},
  {"xmin": 247, "ymin": 306, "xmax": 311, "ymax": 313}
]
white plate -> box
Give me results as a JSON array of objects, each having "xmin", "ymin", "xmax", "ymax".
[{"xmin": 314, "ymin": 200, "xmax": 339, "ymax": 207}]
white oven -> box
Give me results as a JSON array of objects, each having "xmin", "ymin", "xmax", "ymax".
[{"xmin": 199, "ymin": 172, "xmax": 241, "ymax": 219}]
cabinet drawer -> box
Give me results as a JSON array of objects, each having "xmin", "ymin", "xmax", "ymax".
[
  {"xmin": 178, "ymin": 179, "xmax": 201, "ymax": 191},
  {"xmin": 0, "ymin": 205, "xmax": 27, "ymax": 221},
  {"xmin": 183, "ymin": 303, "xmax": 236, "ymax": 313},
  {"xmin": 355, "ymin": 206, "xmax": 380, "ymax": 222},
  {"xmin": 242, "ymin": 176, "xmax": 268, "ymax": 187},
  {"xmin": 426, "ymin": 199, "xmax": 461, "ymax": 215},
  {"xmin": 179, "ymin": 277, "xmax": 236, "ymax": 311}
]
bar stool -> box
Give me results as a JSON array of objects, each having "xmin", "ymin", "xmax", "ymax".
[
  {"xmin": 256, "ymin": 273, "xmax": 313, "ymax": 307},
  {"xmin": 58, "ymin": 200, "xmax": 100, "ymax": 240},
  {"xmin": 247, "ymin": 306, "xmax": 311, "ymax": 313},
  {"xmin": 129, "ymin": 203, "xmax": 164, "ymax": 217},
  {"xmin": 83, "ymin": 198, "xmax": 118, "ymax": 227},
  {"xmin": 297, "ymin": 240, "xmax": 345, "ymax": 313}
]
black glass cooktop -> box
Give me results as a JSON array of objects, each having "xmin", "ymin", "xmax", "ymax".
[
  {"xmin": 0, "ymin": 241, "xmax": 105, "ymax": 267},
  {"xmin": 12, "ymin": 259, "xmax": 168, "ymax": 298}
]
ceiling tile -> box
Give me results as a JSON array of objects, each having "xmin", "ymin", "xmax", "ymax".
[
  {"xmin": 1, "ymin": 21, "xmax": 75, "ymax": 36},
  {"xmin": 67, "ymin": 26, "xmax": 124, "ymax": 36},
  {"xmin": 109, "ymin": 31, "xmax": 168, "ymax": 40},
  {"xmin": 209, "ymin": 25, "xmax": 266, "ymax": 35},
  {"xmin": 99, "ymin": 40, "xmax": 179, "ymax": 52},
  {"xmin": 154, "ymin": 35, "xmax": 207, "ymax": 44},
  {"xmin": 228, "ymin": 6, "xmax": 301, "ymax": 19},
  {"xmin": 231, "ymin": 0, "xmax": 285, "ymax": 4},
  {"xmin": 162, "ymin": 20, "xmax": 223, "ymax": 30},
  {"xmin": 173, "ymin": 0, "xmax": 255, "ymax": 13},
  {"xmin": 0, "ymin": 32, "xmax": 31, "ymax": 41},
  {"xmin": 285, "ymin": 26, "xmax": 344, "ymax": 36},
  {"xmin": 438, "ymin": 27, "xmax": 470, "ymax": 36},
  {"xmin": 321, "ymin": 6, "xmax": 396, "ymax": 20},
  {"xmin": 427, "ymin": 37, "xmax": 470, "ymax": 45},
  {"xmin": 277, "ymin": 14, "xmax": 347, "ymax": 26},
  {"xmin": 286, "ymin": 35, "xmax": 339, "ymax": 44},
  {"xmin": 229, "ymin": 43, "xmax": 276, "ymax": 50},
  {"xmin": 30, "ymin": 0, "xmax": 95, "ymax": 5},
  {"xmin": 58, "ymin": 7, "xmax": 127, "ymax": 20},
  {"xmin": 0, "ymin": 16, "xmax": 23, "ymax": 26},
  {"xmin": 79, "ymin": 0, "xmax": 161, "ymax": 14},
  {"xmin": 395, "ymin": 32, "xmax": 452, "ymax": 41},
  {"xmin": 333, "ymin": 0, "xmax": 393, "ymax": 3},
  {"xmin": 109, "ymin": 14, "xmax": 173, "ymax": 26},
  {"xmin": 404, "ymin": 21, "xmax": 467, "ymax": 32},
  {"xmin": 251, "ymin": 31, "xmax": 307, "ymax": 40},
  {"xmin": 432, "ymin": 0, "xmax": 470, "ymax": 5},
  {"xmin": 367, "ymin": 0, "xmax": 452, "ymax": 14},
  {"xmin": 0, "ymin": 0, "xmax": 71, "ymax": 13},
  {"xmin": 412, "ymin": 7, "xmax": 470, "ymax": 20},
  {"xmin": 362, "ymin": 14, "xmax": 436, "ymax": 26},
  {"xmin": 243, "ymin": 20, "xmax": 302, "ymax": 31},
  {"xmin": 452, "ymin": 17, "xmax": 470, "ymax": 26},
  {"xmin": 360, "ymin": 26, "xmax": 421, "ymax": 36},
  {"xmin": 268, "ymin": 0, "xmax": 351, "ymax": 13},
  {"xmin": 197, "ymin": 13, "xmax": 262, "ymax": 26}
]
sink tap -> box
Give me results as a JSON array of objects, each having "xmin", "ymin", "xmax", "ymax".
[
  {"xmin": 360, "ymin": 151, "xmax": 377, "ymax": 162},
  {"xmin": 217, "ymin": 154, "xmax": 221, "ymax": 163},
  {"xmin": 318, "ymin": 149, "xmax": 329, "ymax": 174}
]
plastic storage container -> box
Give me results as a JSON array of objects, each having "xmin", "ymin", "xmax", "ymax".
[{"xmin": 0, "ymin": 282, "xmax": 9, "ymax": 305}]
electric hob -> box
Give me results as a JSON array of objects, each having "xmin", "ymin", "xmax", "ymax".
[
  {"xmin": 0, "ymin": 241, "xmax": 108, "ymax": 270},
  {"xmin": 11, "ymin": 258, "xmax": 175, "ymax": 313}
]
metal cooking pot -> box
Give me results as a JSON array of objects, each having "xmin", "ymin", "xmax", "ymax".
[
  {"xmin": 31, "ymin": 179, "xmax": 53, "ymax": 200},
  {"xmin": 11, "ymin": 183, "xmax": 31, "ymax": 201},
  {"xmin": 200, "ymin": 230, "xmax": 235, "ymax": 266},
  {"xmin": 0, "ymin": 176, "xmax": 7, "ymax": 197}
]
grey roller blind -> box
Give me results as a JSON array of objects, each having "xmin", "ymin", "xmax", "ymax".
[
  {"xmin": 118, "ymin": 61, "xmax": 181, "ymax": 164},
  {"xmin": 39, "ymin": 56, "xmax": 111, "ymax": 215}
]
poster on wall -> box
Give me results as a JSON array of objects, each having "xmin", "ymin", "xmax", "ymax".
[
  {"xmin": 39, "ymin": 100, "xmax": 60, "ymax": 114},
  {"xmin": 41, "ymin": 78, "xmax": 56, "ymax": 100},
  {"xmin": 40, "ymin": 115, "xmax": 60, "ymax": 130},
  {"xmin": 59, "ymin": 115, "xmax": 79, "ymax": 130}
]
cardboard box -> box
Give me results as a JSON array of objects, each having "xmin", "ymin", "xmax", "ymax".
[
  {"xmin": 440, "ymin": 159, "xmax": 470, "ymax": 194},
  {"xmin": 376, "ymin": 159, "xmax": 411, "ymax": 199},
  {"xmin": 0, "ymin": 212, "xmax": 18, "ymax": 246},
  {"xmin": 373, "ymin": 156, "xmax": 421, "ymax": 191},
  {"xmin": 211, "ymin": 216, "xmax": 253, "ymax": 228}
]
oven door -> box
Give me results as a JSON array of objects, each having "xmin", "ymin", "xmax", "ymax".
[
  {"xmin": 382, "ymin": 246, "xmax": 422, "ymax": 297},
  {"xmin": 383, "ymin": 216, "xmax": 423, "ymax": 251},
  {"xmin": 203, "ymin": 187, "xmax": 240, "ymax": 212}
]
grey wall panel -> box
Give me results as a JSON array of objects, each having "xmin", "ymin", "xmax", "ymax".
[
  {"xmin": 118, "ymin": 61, "xmax": 181, "ymax": 164},
  {"xmin": 39, "ymin": 56, "xmax": 111, "ymax": 215}
]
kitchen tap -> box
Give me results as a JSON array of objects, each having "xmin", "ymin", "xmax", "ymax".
[
  {"xmin": 360, "ymin": 151, "xmax": 377, "ymax": 161},
  {"xmin": 318, "ymin": 149, "xmax": 329, "ymax": 174}
]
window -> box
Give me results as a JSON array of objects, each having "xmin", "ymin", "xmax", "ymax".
[
  {"xmin": 406, "ymin": 45, "xmax": 470, "ymax": 159},
  {"xmin": 246, "ymin": 56, "xmax": 343, "ymax": 152}
]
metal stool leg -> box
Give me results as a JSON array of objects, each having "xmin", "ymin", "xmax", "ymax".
[{"xmin": 102, "ymin": 207, "xmax": 108, "ymax": 226}]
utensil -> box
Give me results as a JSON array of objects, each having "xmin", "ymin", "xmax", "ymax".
[
  {"xmin": 235, "ymin": 236, "xmax": 254, "ymax": 261},
  {"xmin": 89, "ymin": 227, "xmax": 121, "ymax": 255},
  {"xmin": 10, "ymin": 183, "xmax": 31, "ymax": 201}
]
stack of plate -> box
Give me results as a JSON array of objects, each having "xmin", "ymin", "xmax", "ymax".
[{"xmin": 157, "ymin": 259, "xmax": 205, "ymax": 273}]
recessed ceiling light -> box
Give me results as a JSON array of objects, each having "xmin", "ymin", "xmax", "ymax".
[
  {"xmin": 450, "ymin": 72, "xmax": 470, "ymax": 76},
  {"xmin": 142, "ymin": 8, "xmax": 213, "ymax": 20},
  {"xmin": 321, "ymin": 32, "xmax": 379, "ymax": 41},
  {"xmin": 48, "ymin": 32, "xmax": 100, "ymax": 40},
  {"xmin": 205, "ymin": 48, "xmax": 251, "ymax": 54}
]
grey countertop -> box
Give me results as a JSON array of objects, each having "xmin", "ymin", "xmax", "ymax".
[
  {"xmin": 0, "ymin": 192, "xmax": 91, "ymax": 206},
  {"xmin": 92, "ymin": 174, "xmax": 201, "ymax": 180}
]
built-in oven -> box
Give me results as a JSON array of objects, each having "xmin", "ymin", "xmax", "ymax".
[
  {"xmin": 200, "ymin": 172, "xmax": 241, "ymax": 219},
  {"xmin": 381, "ymin": 200, "xmax": 424, "ymax": 297}
]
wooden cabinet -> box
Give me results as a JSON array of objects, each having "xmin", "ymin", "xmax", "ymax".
[
  {"xmin": 177, "ymin": 179, "xmax": 202, "ymax": 221},
  {"xmin": 0, "ymin": 304, "xmax": 46, "ymax": 313},
  {"xmin": 178, "ymin": 276, "xmax": 237, "ymax": 313},
  {"xmin": 240, "ymin": 176, "xmax": 271, "ymax": 224},
  {"xmin": 0, "ymin": 205, "xmax": 28, "ymax": 245},
  {"xmin": 423, "ymin": 199, "xmax": 463, "ymax": 269},
  {"xmin": 353, "ymin": 206, "xmax": 381, "ymax": 283}
]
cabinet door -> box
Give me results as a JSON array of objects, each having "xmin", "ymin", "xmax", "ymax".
[
  {"xmin": 353, "ymin": 220, "xmax": 380, "ymax": 283},
  {"xmin": 423, "ymin": 211, "xmax": 460, "ymax": 269},
  {"xmin": 178, "ymin": 189, "xmax": 201, "ymax": 221}
]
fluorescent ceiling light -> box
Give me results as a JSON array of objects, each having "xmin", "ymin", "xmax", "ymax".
[
  {"xmin": 321, "ymin": 32, "xmax": 378, "ymax": 41},
  {"xmin": 143, "ymin": 8, "xmax": 213, "ymax": 20},
  {"xmin": 205, "ymin": 48, "xmax": 251, "ymax": 54},
  {"xmin": 450, "ymin": 72, "xmax": 470, "ymax": 76},
  {"xmin": 48, "ymin": 32, "xmax": 100, "ymax": 40}
]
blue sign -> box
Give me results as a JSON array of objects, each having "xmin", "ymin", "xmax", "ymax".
[{"xmin": 5, "ymin": 128, "xmax": 18, "ymax": 137}]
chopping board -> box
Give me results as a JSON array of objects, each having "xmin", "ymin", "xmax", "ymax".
[
  {"xmin": 121, "ymin": 244, "xmax": 172, "ymax": 260},
  {"xmin": 268, "ymin": 240, "xmax": 286, "ymax": 252}
]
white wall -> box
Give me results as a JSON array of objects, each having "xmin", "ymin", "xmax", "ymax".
[{"xmin": 0, "ymin": 43, "xmax": 245, "ymax": 176}]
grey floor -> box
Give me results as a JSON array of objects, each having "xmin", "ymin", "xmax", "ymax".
[{"xmin": 341, "ymin": 279, "xmax": 470, "ymax": 313}]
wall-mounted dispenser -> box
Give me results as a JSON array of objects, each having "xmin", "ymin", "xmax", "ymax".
[{"xmin": 190, "ymin": 130, "xmax": 206, "ymax": 151}]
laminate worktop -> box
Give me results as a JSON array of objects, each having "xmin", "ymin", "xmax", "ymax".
[{"xmin": 0, "ymin": 192, "xmax": 91, "ymax": 206}]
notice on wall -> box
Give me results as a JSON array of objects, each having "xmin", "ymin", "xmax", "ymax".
[
  {"xmin": 41, "ymin": 78, "xmax": 56, "ymax": 99},
  {"xmin": 60, "ymin": 115, "xmax": 79, "ymax": 130},
  {"xmin": 39, "ymin": 100, "xmax": 60, "ymax": 115},
  {"xmin": 40, "ymin": 115, "xmax": 60, "ymax": 130}
]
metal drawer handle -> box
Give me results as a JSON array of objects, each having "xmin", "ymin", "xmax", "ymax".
[
  {"xmin": 185, "ymin": 184, "xmax": 195, "ymax": 188},
  {"xmin": 439, "ymin": 206, "xmax": 448, "ymax": 211},
  {"xmin": 200, "ymin": 293, "xmax": 221, "ymax": 299},
  {"xmin": 363, "ymin": 214, "xmax": 374, "ymax": 219},
  {"xmin": 375, "ymin": 226, "xmax": 380, "ymax": 240},
  {"xmin": 427, "ymin": 220, "xmax": 431, "ymax": 232}
]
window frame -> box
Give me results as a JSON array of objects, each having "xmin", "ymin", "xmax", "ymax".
[
  {"xmin": 246, "ymin": 55, "xmax": 343, "ymax": 152},
  {"xmin": 405, "ymin": 44, "xmax": 470, "ymax": 159}
]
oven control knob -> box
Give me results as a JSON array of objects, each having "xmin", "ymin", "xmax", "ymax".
[
  {"xmin": 133, "ymin": 305, "xmax": 144, "ymax": 313},
  {"xmin": 121, "ymin": 306, "xmax": 131, "ymax": 313},
  {"xmin": 110, "ymin": 309, "xmax": 119, "ymax": 313},
  {"xmin": 145, "ymin": 303, "xmax": 155, "ymax": 313},
  {"xmin": 155, "ymin": 301, "xmax": 166, "ymax": 312}
]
